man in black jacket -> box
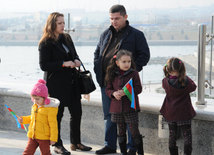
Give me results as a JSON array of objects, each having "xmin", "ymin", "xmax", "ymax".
[{"xmin": 94, "ymin": 4, "xmax": 150, "ymax": 154}]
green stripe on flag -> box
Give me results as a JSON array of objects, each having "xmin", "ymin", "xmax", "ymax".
[
  {"xmin": 11, "ymin": 111, "xmax": 16, "ymax": 116},
  {"xmin": 123, "ymin": 87, "xmax": 132, "ymax": 101}
]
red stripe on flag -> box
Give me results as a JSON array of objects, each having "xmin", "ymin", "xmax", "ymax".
[
  {"xmin": 21, "ymin": 124, "xmax": 25, "ymax": 129},
  {"xmin": 126, "ymin": 83, "xmax": 132, "ymax": 94},
  {"xmin": 8, "ymin": 108, "xmax": 12, "ymax": 112}
]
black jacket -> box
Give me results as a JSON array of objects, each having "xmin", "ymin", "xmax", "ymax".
[
  {"xmin": 94, "ymin": 21, "xmax": 150, "ymax": 87},
  {"xmin": 39, "ymin": 33, "xmax": 81, "ymax": 106}
]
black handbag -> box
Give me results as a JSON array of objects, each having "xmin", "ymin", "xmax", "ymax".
[{"xmin": 78, "ymin": 62, "xmax": 96, "ymax": 94}]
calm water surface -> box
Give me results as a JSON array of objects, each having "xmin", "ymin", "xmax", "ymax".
[{"xmin": 0, "ymin": 45, "xmax": 198, "ymax": 86}]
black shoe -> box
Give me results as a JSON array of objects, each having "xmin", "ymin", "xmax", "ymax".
[
  {"xmin": 95, "ymin": 146, "xmax": 116, "ymax": 154},
  {"xmin": 54, "ymin": 145, "xmax": 71, "ymax": 155},
  {"xmin": 71, "ymin": 143, "xmax": 92, "ymax": 151},
  {"xmin": 127, "ymin": 149, "xmax": 136, "ymax": 155}
]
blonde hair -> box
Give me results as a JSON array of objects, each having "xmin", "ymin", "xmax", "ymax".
[{"xmin": 39, "ymin": 12, "xmax": 64, "ymax": 44}]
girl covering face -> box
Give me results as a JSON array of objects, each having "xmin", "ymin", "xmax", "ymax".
[
  {"xmin": 161, "ymin": 57, "xmax": 196, "ymax": 155},
  {"xmin": 163, "ymin": 57, "xmax": 186, "ymax": 87}
]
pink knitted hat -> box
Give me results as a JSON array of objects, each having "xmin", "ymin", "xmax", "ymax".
[{"xmin": 31, "ymin": 79, "xmax": 50, "ymax": 105}]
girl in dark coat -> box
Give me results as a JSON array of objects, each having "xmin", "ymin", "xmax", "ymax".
[
  {"xmin": 160, "ymin": 57, "xmax": 196, "ymax": 155},
  {"xmin": 39, "ymin": 12, "xmax": 91, "ymax": 155},
  {"xmin": 105, "ymin": 50, "xmax": 144, "ymax": 155}
]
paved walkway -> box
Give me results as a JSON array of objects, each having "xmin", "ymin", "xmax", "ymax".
[
  {"xmin": 0, "ymin": 129, "xmax": 152, "ymax": 155},
  {"xmin": 0, "ymin": 129, "xmax": 114, "ymax": 155}
]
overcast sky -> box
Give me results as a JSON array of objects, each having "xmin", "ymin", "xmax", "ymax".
[{"xmin": 0, "ymin": 0, "xmax": 214, "ymax": 12}]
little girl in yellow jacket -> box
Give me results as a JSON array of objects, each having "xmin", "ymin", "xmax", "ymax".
[{"xmin": 18, "ymin": 79, "xmax": 59, "ymax": 155}]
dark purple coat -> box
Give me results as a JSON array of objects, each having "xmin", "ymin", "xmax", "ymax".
[
  {"xmin": 106, "ymin": 69, "xmax": 142, "ymax": 113},
  {"xmin": 160, "ymin": 76, "xmax": 196, "ymax": 121}
]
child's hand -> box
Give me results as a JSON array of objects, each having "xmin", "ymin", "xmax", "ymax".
[
  {"xmin": 118, "ymin": 90, "xmax": 125, "ymax": 96},
  {"xmin": 113, "ymin": 91, "xmax": 122, "ymax": 100},
  {"xmin": 17, "ymin": 115, "xmax": 23, "ymax": 124},
  {"xmin": 50, "ymin": 141, "xmax": 56, "ymax": 145}
]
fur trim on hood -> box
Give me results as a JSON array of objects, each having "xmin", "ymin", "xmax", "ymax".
[{"xmin": 44, "ymin": 97, "xmax": 60, "ymax": 107}]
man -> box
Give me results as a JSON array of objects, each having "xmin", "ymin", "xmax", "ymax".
[{"xmin": 94, "ymin": 4, "xmax": 150, "ymax": 155}]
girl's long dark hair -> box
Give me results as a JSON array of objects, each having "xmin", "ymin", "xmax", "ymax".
[
  {"xmin": 163, "ymin": 57, "xmax": 186, "ymax": 86},
  {"xmin": 105, "ymin": 49, "xmax": 136, "ymax": 85}
]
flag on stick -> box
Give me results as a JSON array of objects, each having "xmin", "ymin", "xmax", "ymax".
[
  {"xmin": 122, "ymin": 78, "xmax": 136, "ymax": 109},
  {"xmin": 4, "ymin": 104, "xmax": 27, "ymax": 132}
]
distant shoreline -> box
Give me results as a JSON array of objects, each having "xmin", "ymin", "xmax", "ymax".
[{"xmin": 0, "ymin": 40, "xmax": 197, "ymax": 46}]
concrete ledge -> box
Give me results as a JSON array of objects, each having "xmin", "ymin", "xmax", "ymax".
[{"xmin": 1, "ymin": 87, "xmax": 214, "ymax": 155}]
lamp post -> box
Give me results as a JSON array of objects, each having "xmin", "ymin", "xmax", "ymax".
[{"xmin": 64, "ymin": 13, "xmax": 75, "ymax": 33}]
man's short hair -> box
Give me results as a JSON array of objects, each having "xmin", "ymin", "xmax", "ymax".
[{"xmin": 109, "ymin": 4, "xmax": 126, "ymax": 16}]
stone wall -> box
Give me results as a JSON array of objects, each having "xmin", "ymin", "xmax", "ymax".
[{"xmin": 1, "ymin": 89, "xmax": 214, "ymax": 155}]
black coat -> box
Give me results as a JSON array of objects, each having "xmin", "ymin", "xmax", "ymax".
[
  {"xmin": 94, "ymin": 21, "xmax": 150, "ymax": 87},
  {"xmin": 39, "ymin": 34, "xmax": 81, "ymax": 106}
]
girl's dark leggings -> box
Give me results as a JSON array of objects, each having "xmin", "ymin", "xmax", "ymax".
[
  {"xmin": 117, "ymin": 122, "xmax": 140, "ymax": 138},
  {"xmin": 168, "ymin": 123, "xmax": 192, "ymax": 153}
]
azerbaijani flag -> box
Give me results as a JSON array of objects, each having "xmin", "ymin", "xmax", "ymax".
[
  {"xmin": 4, "ymin": 104, "xmax": 27, "ymax": 132},
  {"xmin": 122, "ymin": 78, "xmax": 136, "ymax": 110}
]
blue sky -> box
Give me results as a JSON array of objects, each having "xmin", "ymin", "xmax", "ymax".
[{"xmin": 0, "ymin": 0, "xmax": 214, "ymax": 12}]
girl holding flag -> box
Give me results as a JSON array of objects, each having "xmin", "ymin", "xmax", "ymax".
[
  {"xmin": 17, "ymin": 79, "xmax": 59, "ymax": 155},
  {"xmin": 105, "ymin": 49, "xmax": 144, "ymax": 155}
]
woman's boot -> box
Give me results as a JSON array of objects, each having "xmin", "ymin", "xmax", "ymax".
[
  {"xmin": 133, "ymin": 135, "xmax": 144, "ymax": 155},
  {"xmin": 169, "ymin": 146, "xmax": 178, "ymax": 155},
  {"xmin": 118, "ymin": 135, "xmax": 127, "ymax": 155}
]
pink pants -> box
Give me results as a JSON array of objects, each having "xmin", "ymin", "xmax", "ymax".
[{"xmin": 23, "ymin": 138, "xmax": 51, "ymax": 155}]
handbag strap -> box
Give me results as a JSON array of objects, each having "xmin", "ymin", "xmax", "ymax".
[{"xmin": 78, "ymin": 59, "xmax": 86, "ymax": 72}]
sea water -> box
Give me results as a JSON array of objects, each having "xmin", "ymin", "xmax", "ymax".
[{"xmin": 0, "ymin": 45, "xmax": 198, "ymax": 87}]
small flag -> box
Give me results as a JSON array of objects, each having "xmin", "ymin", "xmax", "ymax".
[
  {"xmin": 122, "ymin": 78, "xmax": 136, "ymax": 109},
  {"xmin": 4, "ymin": 104, "xmax": 27, "ymax": 132}
]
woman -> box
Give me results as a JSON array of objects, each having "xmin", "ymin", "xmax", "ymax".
[{"xmin": 39, "ymin": 12, "xmax": 92, "ymax": 155}]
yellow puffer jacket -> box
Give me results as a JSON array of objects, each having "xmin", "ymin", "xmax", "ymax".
[{"xmin": 22, "ymin": 97, "xmax": 59, "ymax": 142}]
